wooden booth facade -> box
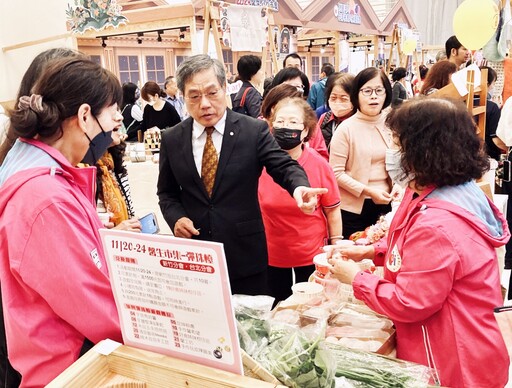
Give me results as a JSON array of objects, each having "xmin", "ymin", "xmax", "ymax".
[{"xmin": 74, "ymin": 0, "xmax": 416, "ymax": 86}]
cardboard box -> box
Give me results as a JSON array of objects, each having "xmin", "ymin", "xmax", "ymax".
[{"xmin": 48, "ymin": 340, "xmax": 285, "ymax": 388}]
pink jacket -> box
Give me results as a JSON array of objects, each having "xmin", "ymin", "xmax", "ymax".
[
  {"xmin": 353, "ymin": 185, "xmax": 510, "ymax": 388},
  {"xmin": 0, "ymin": 139, "xmax": 122, "ymax": 387}
]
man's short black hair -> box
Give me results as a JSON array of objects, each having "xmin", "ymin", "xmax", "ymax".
[
  {"xmin": 321, "ymin": 63, "xmax": 335, "ymax": 77},
  {"xmin": 283, "ymin": 53, "xmax": 302, "ymax": 68},
  {"xmin": 445, "ymin": 35, "xmax": 462, "ymax": 59},
  {"xmin": 237, "ymin": 55, "xmax": 262, "ymax": 82}
]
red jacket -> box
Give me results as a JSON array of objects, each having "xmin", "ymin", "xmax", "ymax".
[
  {"xmin": 0, "ymin": 139, "xmax": 121, "ymax": 387},
  {"xmin": 353, "ymin": 186, "xmax": 510, "ymax": 388}
]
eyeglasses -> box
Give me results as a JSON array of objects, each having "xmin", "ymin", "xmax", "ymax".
[
  {"xmin": 185, "ymin": 89, "xmax": 223, "ymax": 104},
  {"xmin": 273, "ymin": 119, "xmax": 304, "ymax": 129},
  {"xmin": 359, "ymin": 87, "xmax": 386, "ymax": 96}
]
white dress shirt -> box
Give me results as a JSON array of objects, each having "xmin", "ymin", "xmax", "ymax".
[{"xmin": 191, "ymin": 111, "xmax": 227, "ymax": 176}]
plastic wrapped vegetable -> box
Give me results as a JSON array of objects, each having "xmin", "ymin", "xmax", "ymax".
[
  {"xmin": 233, "ymin": 295, "xmax": 274, "ymax": 356},
  {"xmin": 257, "ymin": 325, "xmax": 336, "ymax": 388},
  {"xmin": 327, "ymin": 344, "xmax": 433, "ymax": 387}
]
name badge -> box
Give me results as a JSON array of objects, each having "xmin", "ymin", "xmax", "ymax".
[{"xmin": 386, "ymin": 244, "xmax": 402, "ymax": 272}]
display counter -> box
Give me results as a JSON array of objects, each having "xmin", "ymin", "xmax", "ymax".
[{"xmin": 48, "ymin": 340, "xmax": 285, "ymax": 388}]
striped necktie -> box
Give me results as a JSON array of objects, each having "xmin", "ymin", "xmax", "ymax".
[{"xmin": 201, "ymin": 126, "xmax": 218, "ymax": 197}]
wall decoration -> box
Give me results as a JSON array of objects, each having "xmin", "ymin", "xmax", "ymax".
[
  {"xmin": 280, "ymin": 27, "xmax": 290, "ymax": 54},
  {"xmin": 66, "ymin": 0, "xmax": 127, "ymax": 34}
]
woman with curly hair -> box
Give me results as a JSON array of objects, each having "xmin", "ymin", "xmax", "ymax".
[
  {"xmin": 420, "ymin": 60, "xmax": 457, "ymax": 95},
  {"xmin": 261, "ymin": 83, "xmax": 328, "ymax": 160},
  {"xmin": 330, "ymin": 98, "xmax": 509, "ymax": 388}
]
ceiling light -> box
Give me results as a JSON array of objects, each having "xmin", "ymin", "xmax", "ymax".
[
  {"xmin": 101, "ymin": 37, "xmax": 107, "ymax": 48},
  {"xmin": 137, "ymin": 32, "xmax": 143, "ymax": 44},
  {"xmin": 320, "ymin": 45, "xmax": 325, "ymax": 54},
  {"xmin": 157, "ymin": 30, "xmax": 163, "ymax": 42}
]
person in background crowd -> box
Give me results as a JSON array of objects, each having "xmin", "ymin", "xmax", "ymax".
[
  {"xmin": 391, "ymin": 67, "xmax": 408, "ymax": 107},
  {"xmin": 283, "ymin": 52, "xmax": 303, "ymax": 69},
  {"xmin": 330, "ymin": 98, "xmax": 510, "ymax": 388},
  {"xmin": 261, "ymin": 83, "xmax": 328, "ymax": 161},
  {"xmin": 263, "ymin": 52, "xmax": 303, "ymax": 95},
  {"xmin": 0, "ymin": 57, "xmax": 123, "ymax": 387},
  {"xmin": 446, "ymin": 35, "xmax": 470, "ymax": 69},
  {"xmin": 435, "ymin": 50, "xmax": 447, "ymax": 62},
  {"xmin": 317, "ymin": 72, "xmax": 355, "ymax": 150},
  {"xmin": 121, "ymin": 82, "xmax": 143, "ymax": 142},
  {"xmin": 231, "ymin": 55, "xmax": 264, "ymax": 118},
  {"xmin": 420, "ymin": 60, "xmax": 457, "ymax": 96},
  {"xmin": 259, "ymin": 97, "xmax": 341, "ymax": 303},
  {"xmin": 140, "ymin": 81, "xmax": 181, "ymax": 135},
  {"xmin": 412, "ymin": 64, "xmax": 428, "ymax": 95},
  {"xmin": 95, "ymin": 132, "xmax": 141, "ymax": 231},
  {"xmin": 264, "ymin": 67, "xmax": 310, "ymax": 100},
  {"xmin": 0, "ymin": 47, "xmax": 85, "ymax": 387},
  {"xmin": 157, "ymin": 54, "xmax": 326, "ymax": 296},
  {"xmin": 164, "ymin": 75, "xmax": 186, "ymax": 120},
  {"xmin": 496, "ymin": 97, "xmax": 512, "ymax": 276},
  {"xmin": 477, "ymin": 66, "xmax": 504, "ymax": 162},
  {"xmin": 307, "ymin": 62, "xmax": 335, "ymax": 110},
  {"xmin": 329, "ymin": 67, "xmax": 393, "ymax": 239}
]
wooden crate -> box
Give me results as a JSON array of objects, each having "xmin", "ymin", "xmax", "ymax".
[{"xmin": 48, "ymin": 341, "xmax": 285, "ymax": 388}]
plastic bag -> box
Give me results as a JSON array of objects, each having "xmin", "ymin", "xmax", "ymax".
[
  {"xmin": 257, "ymin": 323, "xmax": 336, "ymax": 388},
  {"xmin": 233, "ymin": 294, "xmax": 274, "ymax": 356},
  {"xmin": 327, "ymin": 344, "xmax": 433, "ymax": 387}
]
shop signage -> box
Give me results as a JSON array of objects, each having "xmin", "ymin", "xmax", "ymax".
[
  {"xmin": 100, "ymin": 229, "xmax": 242, "ymax": 375},
  {"xmin": 333, "ymin": 1, "xmax": 362, "ymax": 25},
  {"xmin": 280, "ymin": 27, "xmax": 291, "ymax": 54},
  {"xmin": 236, "ymin": 0, "xmax": 278, "ymax": 11}
]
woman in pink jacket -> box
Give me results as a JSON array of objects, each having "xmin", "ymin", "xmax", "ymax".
[
  {"xmin": 330, "ymin": 98, "xmax": 510, "ymax": 388},
  {"xmin": 0, "ymin": 57, "xmax": 123, "ymax": 386}
]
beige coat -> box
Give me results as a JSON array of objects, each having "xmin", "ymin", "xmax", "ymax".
[{"xmin": 329, "ymin": 111, "xmax": 392, "ymax": 214}]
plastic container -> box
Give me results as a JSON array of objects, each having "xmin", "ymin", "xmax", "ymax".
[
  {"xmin": 97, "ymin": 212, "xmax": 111, "ymax": 226},
  {"xmin": 313, "ymin": 253, "xmax": 330, "ymax": 278},
  {"xmin": 291, "ymin": 282, "xmax": 324, "ymax": 304}
]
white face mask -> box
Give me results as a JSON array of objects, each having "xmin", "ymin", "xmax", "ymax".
[
  {"xmin": 385, "ymin": 148, "xmax": 411, "ymax": 188},
  {"xmin": 329, "ymin": 102, "xmax": 352, "ymax": 118}
]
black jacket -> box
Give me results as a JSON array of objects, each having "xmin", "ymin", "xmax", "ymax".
[{"xmin": 157, "ymin": 110, "xmax": 309, "ymax": 283}]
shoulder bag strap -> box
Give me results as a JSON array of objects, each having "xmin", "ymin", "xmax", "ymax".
[{"xmin": 240, "ymin": 86, "xmax": 253, "ymax": 108}]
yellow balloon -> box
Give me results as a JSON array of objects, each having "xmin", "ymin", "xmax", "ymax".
[
  {"xmin": 402, "ymin": 39, "xmax": 416, "ymax": 55},
  {"xmin": 453, "ymin": 0, "xmax": 499, "ymax": 50}
]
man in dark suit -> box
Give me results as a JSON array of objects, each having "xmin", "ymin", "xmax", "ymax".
[{"xmin": 157, "ymin": 54, "xmax": 326, "ymax": 295}]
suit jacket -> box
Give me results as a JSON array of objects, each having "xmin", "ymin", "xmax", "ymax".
[{"xmin": 157, "ymin": 109, "xmax": 310, "ymax": 280}]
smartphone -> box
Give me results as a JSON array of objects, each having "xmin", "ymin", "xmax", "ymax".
[{"xmin": 139, "ymin": 212, "xmax": 159, "ymax": 234}]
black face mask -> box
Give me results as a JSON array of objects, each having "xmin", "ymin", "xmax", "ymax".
[
  {"xmin": 82, "ymin": 117, "xmax": 113, "ymax": 165},
  {"xmin": 273, "ymin": 127, "xmax": 303, "ymax": 150}
]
